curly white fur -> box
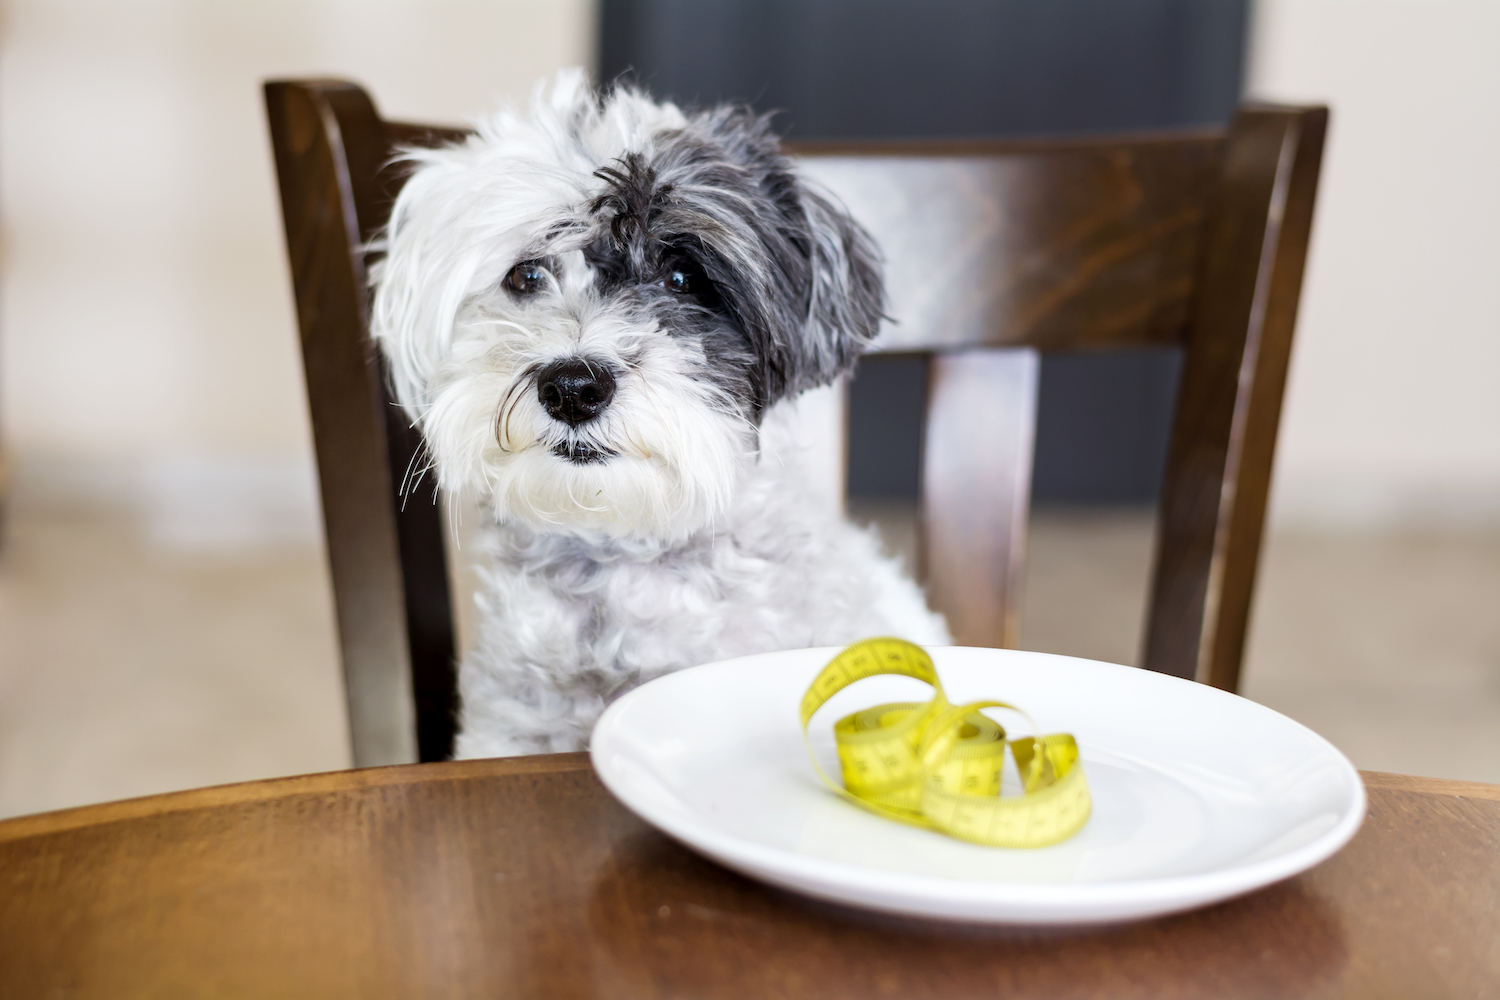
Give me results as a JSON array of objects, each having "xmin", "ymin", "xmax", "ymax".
[{"xmin": 372, "ymin": 71, "xmax": 949, "ymax": 757}]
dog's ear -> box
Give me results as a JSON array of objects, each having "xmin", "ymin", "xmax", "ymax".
[
  {"xmin": 369, "ymin": 144, "xmax": 492, "ymax": 423},
  {"xmin": 669, "ymin": 106, "xmax": 884, "ymax": 408},
  {"xmin": 791, "ymin": 185, "xmax": 885, "ymax": 391},
  {"xmin": 368, "ymin": 217, "xmax": 444, "ymax": 423}
]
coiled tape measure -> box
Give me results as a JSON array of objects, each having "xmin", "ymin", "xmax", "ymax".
[{"xmin": 800, "ymin": 638, "xmax": 1091, "ymax": 848}]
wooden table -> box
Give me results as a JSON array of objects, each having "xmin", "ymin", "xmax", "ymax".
[{"xmin": 2, "ymin": 756, "xmax": 1496, "ymax": 998}]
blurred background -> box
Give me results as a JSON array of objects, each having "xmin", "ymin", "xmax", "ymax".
[{"xmin": 1, "ymin": 0, "xmax": 1496, "ymax": 818}]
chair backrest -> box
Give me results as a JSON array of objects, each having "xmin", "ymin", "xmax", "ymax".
[{"xmin": 265, "ymin": 79, "xmax": 1326, "ymax": 767}]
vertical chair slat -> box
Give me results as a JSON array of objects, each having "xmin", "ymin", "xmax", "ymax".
[
  {"xmin": 357, "ymin": 119, "xmax": 461, "ymax": 764},
  {"xmin": 266, "ymin": 80, "xmax": 418, "ymax": 765},
  {"xmin": 267, "ymin": 81, "xmax": 461, "ymax": 764},
  {"xmin": 921, "ymin": 348, "xmax": 1040, "ymax": 648},
  {"xmin": 1142, "ymin": 105, "xmax": 1329, "ymax": 688}
]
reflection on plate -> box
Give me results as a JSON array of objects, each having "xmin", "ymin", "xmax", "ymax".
[{"xmin": 590, "ymin": 646, "xmax": 1365, "ymax": 924}]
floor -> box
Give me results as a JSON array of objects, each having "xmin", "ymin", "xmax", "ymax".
[
  {"xmin": 1, "ymin": 504, "xmax": 1497, "ymax": 819},
  {"xmin": 0, "ymin": 510, "xmax": 350, "ymax": 818}
]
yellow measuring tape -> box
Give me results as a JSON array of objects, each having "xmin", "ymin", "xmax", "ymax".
[{"xmin": 800, "ymin": 638, "xmax": 1091, "ymax": 848}]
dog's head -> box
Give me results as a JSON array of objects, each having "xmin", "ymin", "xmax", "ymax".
[{"xmin": 371, "ymin": 71, "xmax": 882, "ymax": 541}]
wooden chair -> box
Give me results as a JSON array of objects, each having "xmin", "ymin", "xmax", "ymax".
[{"xmin": 265, "ymin": 79, "xmax": 1326, "ymax": 767}]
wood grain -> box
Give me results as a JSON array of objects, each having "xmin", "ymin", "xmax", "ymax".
[
  {"xmin": 1, "ymin": 760, "xmax": 1494, "ymax": 998},
  {"xmin": 1360, "ymin": 770, "xmax": 1500, "ymax": 802}
]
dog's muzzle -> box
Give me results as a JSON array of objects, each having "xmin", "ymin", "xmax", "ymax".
[{"xmin": 536, "ymin": 358, "xmax": 615, "ymax": 427}]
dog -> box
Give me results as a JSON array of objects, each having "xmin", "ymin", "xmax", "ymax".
[{"xmin": 371, "ymin": 71, "xmax": 950, "ymax": 758}]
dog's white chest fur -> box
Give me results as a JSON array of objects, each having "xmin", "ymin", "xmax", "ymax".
[{"xmin": 457, "ymin": 411, "xmax": 949, "ymax": 757}]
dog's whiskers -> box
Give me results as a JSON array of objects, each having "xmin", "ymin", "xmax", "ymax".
[{"xmin": 494, "ymin": 366, "xmax": 542, "ymax": 453}]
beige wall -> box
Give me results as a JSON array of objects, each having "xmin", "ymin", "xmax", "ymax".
[
  {"xmin": 1249, "ymin": 0, "xmax": 1500, "ymax": 530},
  {"xmin": 1, "ymin": 0, "xmax": 594, "ymax": 546},
  {"xmin": 6, "ymin": 1, "xmax": 1495, "ymax": 543}
]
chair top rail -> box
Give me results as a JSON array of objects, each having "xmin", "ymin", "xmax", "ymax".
[{"xmin": 384, "ymin": 119, "xmax": 1228, "ymax": 353}]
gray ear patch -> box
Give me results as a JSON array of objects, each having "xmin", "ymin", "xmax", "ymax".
[
  {"xmin": 796, "ymin": 186, "xmax": 885, "ymax": 389},
  {"xmin": 587, "ymin": 98, "xmax": 885, "ymax": 415}
]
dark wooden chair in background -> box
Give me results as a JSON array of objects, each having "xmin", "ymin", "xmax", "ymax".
[{"xmin": 265, "ymin": 79, "xmax": 1326, "ymax": 767}]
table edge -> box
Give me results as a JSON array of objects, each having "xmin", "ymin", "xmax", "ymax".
[
  {"xmin": 1357, "ymin": 769, "xmax": 1500, "ymax": 802},
  {"xmin": 0, "ymin": 752, "xmax": 593, "ymax": 843},
  {"xmin": 2, "ymin": 763, "xmax": 1494, "ymax": 844}
]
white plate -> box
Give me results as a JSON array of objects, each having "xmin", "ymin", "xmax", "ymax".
[{"xmin": 590, "ymin": 646, "xmax": 1365, "ymax": 925}]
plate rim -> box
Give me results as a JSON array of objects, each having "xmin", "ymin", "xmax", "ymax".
[{"xmin": 590, "ymin": 645, "xmax": 1367, "ymax": 923}]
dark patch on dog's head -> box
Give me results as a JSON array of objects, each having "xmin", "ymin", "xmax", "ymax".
[
  {"xmin": 589, "ymin": 154, "xmax": 671, "ymax": 250},
  {"xmin": 582, "ymin": 103, "xmax": 884, "ymax": 417}
]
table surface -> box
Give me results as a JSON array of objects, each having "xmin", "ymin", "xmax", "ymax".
[{"xmin": 2, "ymin": 754, "xmax": 1497, "ymax": 999}]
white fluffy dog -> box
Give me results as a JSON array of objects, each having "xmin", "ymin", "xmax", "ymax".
[{"xmin": 371, "ymin": 72, "xmax": 949, "ymax": 758}]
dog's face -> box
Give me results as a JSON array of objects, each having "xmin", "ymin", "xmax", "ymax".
[{"xmin": 372, "ymin": 72, "xmax": 882, "ymax": 542}]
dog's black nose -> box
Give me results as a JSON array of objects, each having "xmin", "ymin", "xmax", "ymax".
[{"xmin": 536, "ymin": 358, "xmax": 616, "ymax": 427}]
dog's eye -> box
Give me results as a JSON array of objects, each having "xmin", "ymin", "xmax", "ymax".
[
  {"xmin": 664, "ymin": 267, "xmax": 694, "ymax": 294},
  {"xmin": 504, "ymin": 260, "xmax": 548, "ymax": 297}
]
